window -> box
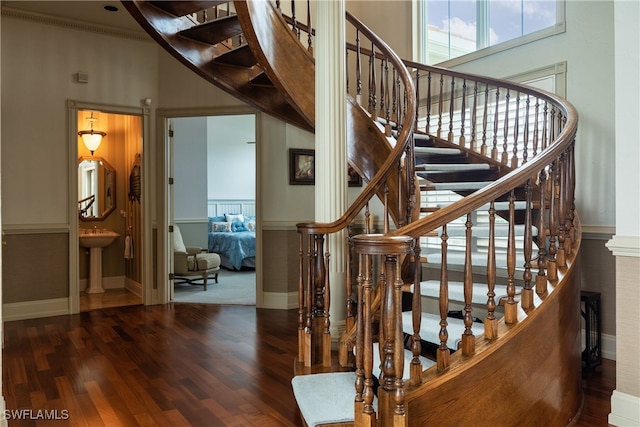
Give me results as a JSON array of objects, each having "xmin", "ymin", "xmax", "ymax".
[{"xmin": 415, "ymin": 0, "xmax": 565, "ymax": 65}]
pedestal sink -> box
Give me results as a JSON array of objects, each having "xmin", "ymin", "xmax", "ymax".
[{"xmin": 79, "ymin": 229, "xmax": 120, "ymax": 294}]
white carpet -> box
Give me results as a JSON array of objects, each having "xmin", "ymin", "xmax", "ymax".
[{"xmin": 172, "ymin": 269, "xmax": 256, "ymax": 305}]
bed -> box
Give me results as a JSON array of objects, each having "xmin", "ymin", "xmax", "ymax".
[{"xmin": 207, "ymin": 214, "xmax": 256, "ymax": 270}]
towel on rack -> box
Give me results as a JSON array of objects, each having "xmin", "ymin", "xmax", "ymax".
[{"xmin": 124, "ymin": 235, "xmax": 134, "ymax": 260}]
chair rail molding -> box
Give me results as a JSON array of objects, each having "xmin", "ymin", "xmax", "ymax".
[{"xmin": 606, "ymin": 235, "xmax": 640, "ymax": 257}]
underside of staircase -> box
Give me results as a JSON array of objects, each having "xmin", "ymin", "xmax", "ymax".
[{"xmin": 123, "ymin": 1, "xmax": 583, "ymax": 426}]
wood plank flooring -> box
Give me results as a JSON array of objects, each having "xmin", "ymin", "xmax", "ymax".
[{"xmin": 3, "ymin": 304, "xmax": 615, "ymax": 426}]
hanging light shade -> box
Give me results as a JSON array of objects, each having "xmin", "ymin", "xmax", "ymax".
[{"xmin": 78, "ymin": 111, "xmax": 106, "ymax": 155}]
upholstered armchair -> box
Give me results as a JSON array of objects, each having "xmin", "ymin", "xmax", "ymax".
[{"xmin": 173, "ymin": 225, "xmax": 220, "ymax": 291}]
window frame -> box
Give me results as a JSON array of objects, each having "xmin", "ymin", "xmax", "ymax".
[{"xmin": 412, "ymin": 0, "xmax": 566, "ymax": 67}]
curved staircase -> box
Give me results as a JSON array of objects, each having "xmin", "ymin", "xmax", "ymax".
[{"xmin": 123, "ymin": 1, "xmax": 582, "ymax": 426}]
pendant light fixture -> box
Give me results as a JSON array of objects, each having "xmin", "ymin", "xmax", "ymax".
[{"xmin": 78, "ymin": 111, "xmax": 106, "ymax": 155}]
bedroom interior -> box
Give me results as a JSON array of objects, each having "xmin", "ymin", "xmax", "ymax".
[{"xmin": 171, "ymin": 114, "xmax": 257, "ymax": 305}]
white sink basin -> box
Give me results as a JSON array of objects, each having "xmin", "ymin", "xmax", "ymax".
[{"xmin": 79, "ymin": 230, "xmax": 120, "ymax": 248}]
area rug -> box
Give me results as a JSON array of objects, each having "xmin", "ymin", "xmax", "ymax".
[{"xmin": 172, "ymin": 269, "xmax": 256, "ymax": 305}]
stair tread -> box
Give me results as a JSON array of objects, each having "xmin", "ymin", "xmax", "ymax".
[
  {"xmin": 402, "ymin": 311, "xmax": 480, "ymax": 350},
  {"xmin": 434, "ymin": 223, "xmax": 538, "ymax": 237},
  {"xmin": 149, "ymin": 1, "xmax": 227, "ymax": 17},
  {"xmin": 416, "ymin": 163, "xmax": 491, "ymax": 172},
  {"xmin": 422, "ymin": 248, "xmax": 535, "ymax": 270},
  {"xmin": 292, "ymin": 372, "xmax": 373, "ymax": 427},
  {"xmin": 409, "ymin": 280, "xmax": 509, "ymax": 305},
  {"xmin": 213, "ymin": 44, "xmax": 256, "ymax": 67},
  {"xmin": 179, "ymin": 15, "xmax": 242, "ymax": 45},
  {"xmin": 358, "ymin": 342, "xmax": 436, "ymax": 380},
  {"xmin": 415, "ymin": 146, "xmax": 461, "ymax": 155},
  {"xmin": 421, "ymin": 181, "xmax": 493, "ymax": 191}
]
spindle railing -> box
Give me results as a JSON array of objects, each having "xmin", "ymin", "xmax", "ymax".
[{"xmin": 279, "ymin": 1, "xmax": 579, "ymax": 424}]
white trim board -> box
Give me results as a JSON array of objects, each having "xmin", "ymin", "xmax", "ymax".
[{"xmin": 609, "ymin": 390, "xmax": 640, "ymax": 427}]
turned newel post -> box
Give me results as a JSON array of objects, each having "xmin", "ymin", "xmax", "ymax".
[{"xmin": 352, "ymin": 234, "xmax": 414, "ymax": 427}]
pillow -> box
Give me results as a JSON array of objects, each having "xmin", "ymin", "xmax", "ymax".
[
  {"xmin": 225, "ymin": 213, "xmax": 244, "ymax": 223},
  {"xmin": 231, "ymin": 220, "xmax": 248, "ymax": 232},
  {"xmin": 208, "ymin": 216, "xmax": 226, "ymax": 232},
  {"xmin": 211, "ymin": 222, "xmax": 232, "ymax": 232},
  {"xmin": 245, "ymin": 220, "xmax": 256, "ymax": 232},
  {"xmin": 173, "ymin": 225, "xmax": 186, "ymax": 253}
]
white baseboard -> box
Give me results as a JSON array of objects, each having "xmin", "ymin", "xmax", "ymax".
[
  {"xmin": 79, "ymin": 275, "xmax": 126, "ymax": 292},
  {"xmin": 3, "ymin": 298, "xmax": 69, "ymax": 322},
  {"xmin": 609, "ymin": 390, "xmax": 640, "ymax": 426},
  {"xmin": 602, "ymin": 332, "xmax": 616, "ymax": 361},
  {"xmin": 125, "ymin": 278, "xmax": 142, "ymax": 297},
  {"xmin": 260, "ymin": 291, "xmax": 297, "ymax": 309}
]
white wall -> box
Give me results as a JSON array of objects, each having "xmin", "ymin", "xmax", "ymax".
[
  {"xmin": 1, "ymin": 16, "xmax": 158, "ymax": 225},
  {"xmin": 207, "ymin": 115, "xmax": 256, "ymax": 201},
  {"xmin": 345, "ymin": 0, "xmax": 617, "ymax": 233}
]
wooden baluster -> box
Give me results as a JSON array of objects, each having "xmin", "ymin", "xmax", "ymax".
[
  {"xmin": 437, "ymin": 225, "xmax": 450, "ymax": 370},
  {"xmin": 306, "ymin": 0, "xmax": 313, "ymax": 54},
  {"xmin": 501, "ymin": 89, "xmax": 510, "ymax": 165},
  {"xmin": 380, "ymin": 255, "xmax": 402, "ymax": 424},
  {"xmin": 392, "ymin": 67, "xmax": 398, "ymax": 123},
  {"xmin": 485, "ymin": 203, "xmax": 498, "ymax": 340},
  {"xmin": 425, "ymin": 72, "xmax": 432, "ymax": 135},
  {"xmin": 461, "ymin": 214, "xmax": 475, "ymax": 356},
  {"xmin": 322, "ymin": 242, "xmax": 331, "ymax": 367},
  {"xmin": 448, "ymin": 76, "xmax": 455, "ymax": 143},
  {"xmin": 290, "ymin": 0, "xmax": 299, "ymax": 39},
  {"xmin": 541, "ymin": 102, "xmax": 549, "ymax": 151},
  {"xmin": 297, "ymin": 233, "xmax": 305, "ymax": 362},
  {"xmin": 536, "ymin": 168, "xmax": 548, "ymax": 296},
  {"xmin": 470, "ymin": 81, "xmax": 478, "ymax": 151},
  {"xmin": 354, "ymin": 252, "xmax": 365, "ymax": 420},
  {"xmin": 481, "ymin": 84, "xmax": 489, "ymax": 156},
  {"xmin": 522, "ymin": 95, "xmax": 530, "ymax": 164},
  {"xmin": 384, "ymin": 60, "xmax": 392, "ymax": 136},
  {"xmin": 304, "ymin": 233, "xmax": 314, "ymax": 366},
  {"xmin": 565, "ymin": 145, "xmax": 576, "ymax": 251},
  {"xmin": 533, "ymin": 98, "xmax": 540, "ymax": 158},
  {"xmin": 392, "ymin": 256, "xmax": 406, "ymax": 421},
  {"xmin": 437, "ymin": 74, "xmax": 444, "ymax": 139},
  {"xmin": 547, "ymin": 161, "xmax": 558, "ymax": 282},
  {"xmin": 313, "ymin": 234, "xmax": 327, "ymax": 366},
  {"xmin": 459, "ymin": 79, "xmax": 467, "ymax": 147},
  {"xmin": 491, "ymin": 88, "xmax": 500, "ymax": 160},
  {"xmin": 362, "ymin": 253, "xmax": 376, "ymax": 425},
  {"xmin": 275, "ymin": 0, "xmax": 281, "ymax": 11},
  {"xmin": 556, "ymin": 152, "xmax": 567, "ymax": 268},
  {"xmin": 504, "ymin": 192, "xmax": 518, "ymax": 324},
  {"xmin": 355, "ymin": 30, "xmax": 362, "ymax": 105},
  {"xmin": 521, "ymin": 180, "xmax": 534, "ymax": 311},
  {"xmin": 511, "ymin": 92, "xmax": 520, "ymax": 168},
  {"xmin": 410, "ymin": 242, "xmax": 422, "ymax": 385},
  {"xmin": 414, "ymin": 69, "xmax": 420, "ymax": 132},
  {"xmin": 340, "ymin": 232, "xmax": 355, "ymax": 367},
  {"xmin": 379, "ymin": 59, "xmax": 386, "ymax": 122},
  {"xmin": 369, "ymin": 42, "xmax": 377, "ymax": 118}
]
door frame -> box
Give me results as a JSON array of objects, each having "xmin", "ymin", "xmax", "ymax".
[
  {"xmin": 68, "ymin": 100, "xmax": 152, "ymax": 313},
  {"xmin": 156, "ymin": 106, "xmax": 262, "ymax": 305}
]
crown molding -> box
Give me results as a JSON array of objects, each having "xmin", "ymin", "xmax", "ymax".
[{"xmin": 1, "ymin": 5, "xmax": 152, "ymax": 42}]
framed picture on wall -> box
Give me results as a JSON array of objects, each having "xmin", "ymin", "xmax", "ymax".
[
  {"xmin": 289, "ymin": 149, "xmax": 315, "ymax": 185},
  {"xmin": 348, "ymin": 165, "xmax": 362, "ymax": 187}
]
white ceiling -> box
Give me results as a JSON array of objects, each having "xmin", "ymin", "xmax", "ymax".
[{"xmin": 2, "ymin": 1, "xmax": 145, "ymax": 33}]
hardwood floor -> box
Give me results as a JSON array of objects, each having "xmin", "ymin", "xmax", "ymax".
[
  {"xmin": 3, "ymin": 304, "xmax": 615, "ymax": 426},
  {"xmin": 79, "ymin": 289, "xmax": 142, "ymax": 312}
]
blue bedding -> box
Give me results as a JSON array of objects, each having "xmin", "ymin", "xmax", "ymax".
[{"xmin": 208, "ymin": 231, "xmax": 256, "ymax": 270}]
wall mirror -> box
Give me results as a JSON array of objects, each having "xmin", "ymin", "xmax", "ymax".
[{"xmin": 78, "ymin": 156, "xmax": 116, "ymax": 221}]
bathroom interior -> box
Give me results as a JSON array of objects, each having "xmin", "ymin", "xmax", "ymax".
[{"xmin": 77, "ymin": 109, "xmax": 143, "ymax": 311}]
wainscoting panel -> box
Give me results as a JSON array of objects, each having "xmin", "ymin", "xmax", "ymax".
[{"xmin": 2, "ymin": 232, "xmax": 69, "ymax": 303}]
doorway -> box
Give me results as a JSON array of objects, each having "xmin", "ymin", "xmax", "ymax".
[
  {"xmin": 69, "ymin": 101, "xmax": 151, "ymax": 313},
  {"xmin": 167, "ymin": 112, "xmax": 258, "ymax": 305}
]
